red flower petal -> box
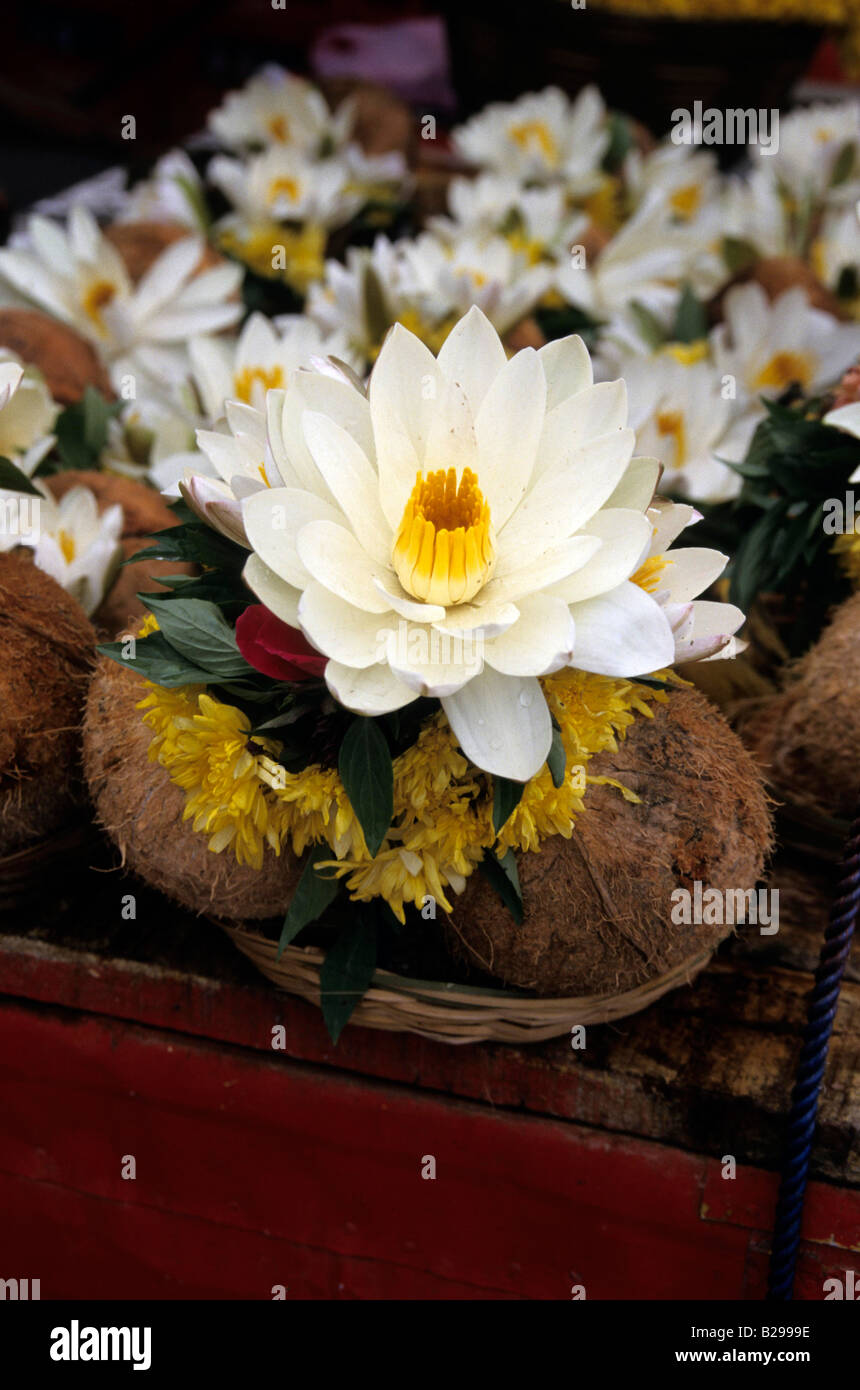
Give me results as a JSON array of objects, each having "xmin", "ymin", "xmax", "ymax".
[{"xmin": 235, "ymin": 604, "xmax": 327, "ymax": 682}]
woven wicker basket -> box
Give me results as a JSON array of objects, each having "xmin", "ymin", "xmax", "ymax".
[
  {"xmin": 220, "ymin": 922, "xmax": 716, "ymax": 1044},
  {"xmin": 0, "ymin": 823, "xmax": 94, "ymax": 915}
]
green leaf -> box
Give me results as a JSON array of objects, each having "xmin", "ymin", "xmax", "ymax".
[
  {"xmin": 319, "ymin": 914, "xmax": 378, "ymax": 1043},
  {"xmin": 547, "ymin": 727, "xmax": 566, "ymax": 789},
  {"xmin": 478, "ymin": 848, "xmax": 523, "ymax": 925},
  {"xmin": 836, "ymin": 265, "xmax": 859, "ymax": 301},
  {"xmin": 722, "ymin": 236, "xmax": 758, "ymax": 275},
  {"xmin": 98, "ymin": 631, "xmax": 215, "ymax": 687},
  {"xmin": 128, "ymin": 520, "xmax": 246, "ymax": 572},
  {"xmin": 493, "ymin": 776, "xmax": 525, "ymax": 835},
  {"xmin": 831, "ymin": 140, "xmax": 856, "ymax": 188},
  {"xmin": 629, "ymin": 299, "xmax": 666, "ymax": 350},
  {"xmin": 0, "ymin": 456, "xmax": 42, "ymax": 496},
  {"xmin": 277, "ymin": 845, "xmax": 342, "ymax": 959},
  {"xmin": 671, "ymin": 283, "xmax": 708, "ymax": 344},
  {"xmin": 338, "ymin": 717, "xmax": 394, "ymax": 857},
  {"xmin": 362, "ymin": 264, "xmax": 392, "ymax": 347},
  {"xmin": 602, "ymin": 111, "xmax": 633, "ymax": 174},
  {"xmin": 175, "ymin": 174, "xmax": 211, "ymax": 231},
  {"xmin": 54, "ymin": 387, "xmax": 121, "ymax": 471},
  {"xmin": 142, "ymin": 597, "xmax": 253, "ymax": 680}
]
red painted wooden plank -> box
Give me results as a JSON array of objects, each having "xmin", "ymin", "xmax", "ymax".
[
  {"xmin": 702, "ymin": 1165, "xmax": 860, "ymax": 1251},
  {"xmin": 0, "ymin": 996, "xmax": 832, "ymax": 1301}
]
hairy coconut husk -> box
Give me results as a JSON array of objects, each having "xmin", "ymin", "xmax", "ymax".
[
  {"xmin": 504, "ymin": 316, "xmax": 546, "ymax": 352},
  {"xmin": 740, "ymin": 592, "xmax": 860, "ymax": 819},
  {"xmin": 96, "ymin": 537, "xmax": 194, "ymax": 639},
  {"xmin": 104, "ymin": 222, "xmax": 225, "ymax": 283},
  {"xmin": 448, "ymin": 688, "xmax": 772, "ymax": 997},
  {"xmin": 710, "ymin": 256, "xmax": 844, "ymax": 323},
  {"xmin": 0, "ymin": 550, "xmax": 96, "ymax": 855},
  {"xmin": 83, "ymin": 657, "xmax": 304, "ymax": 920},
  {"xmin": 45, "ymin": 470, "xmax": 176, "ymax": 540},
  {"xmin": 0, "ymin": 308, "xmax": 113, "ymax": 404}
]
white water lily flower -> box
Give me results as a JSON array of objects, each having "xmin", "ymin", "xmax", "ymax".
[
  {"xmin": 0, "ymin": 207, "xmax": 242, "ymax": 383},
  {"xmin": 0, "ymin": 482, "xmax": 122, "ymax": 615},
  {"xmin": 120, "ymin": 149, "xmax": 208, "ymax": 230},
  {"xmin": 392, "ymin": 230, "xmax": 552, "ymax": 333},
  {"xmin": 624, "ymin": 143, "xmax": 721, "ymax": 227},
  {"xmin": 634, "ymin": 499, "xmax": 744, "ymax": 662},
  {"xmin": 612, "ymin": 351, "xmax": 741, "ymax": 504},
  {"xmin": 810, "ymin": 203, "xmax": 860, "ymax": 297},
  {"xmin": 750, "ymin": 99, "xmax": 860, "ymax": 209},
  {"xmin": 236, "ymin": 306, "xmax": 740, "ymax": 781},
  {"xmin": 721, "ymin": 167, "xmax": 793, "ymax": 260},
  {"xmin": 452, "ymin": 86, "xmax": 609, "ymax": 194},
  {"xmin": 188, "ymin": 311, "xmax": 358, "ymax": 419},
  {"xmin": 0, "ymin": 351, "xmax": 57, "ymax": 475},
  {"xmin": 208, "ymin": 65, "xmax": 354, "ymax": 156},
  {"xmin": 208, "ymin": 147, "xmax": 363, "ymax": 231},
  {"xmin": 712, "ymin": 283, "xmax": 860, "ymax": 411},
  {"xmin": 430, "ymin": 173, "xmax": 585, "ymax": 263}
]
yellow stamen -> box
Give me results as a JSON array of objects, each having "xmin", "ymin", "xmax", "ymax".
[
  {"xmin": 656, "ymin": 409, "xmax": 687, "ymax": 468},
  {"xmin": 753, "ymin": 351, "xmax": 813, "ymax": 392},
  {"xmin": 267, "ymin": 176, "xmax": 300, "ymax": 206},
  {"xmin": 58, "ymin": 530, "xmax": 76, "ymax": 564},
  {"xmin": 392, "ymin": 467, "xmax": 495, "ymax": 606},
  {"xmin": 509, "ymin": 119, "xmax": 558, "ymax": 166},
  {"xmin": 233, "ymin": 364, "xmax": 285, "ymax": 404},
  {"xmin": 82, "ymin": 280, "xmax": 117, "ymax": 334},
  {"xmin": 632, "ymin": 552, "xmax": 672, "ymax": 594},
  {"xmin": 267, "ymin": 115, "xmax": 289, "ymax": 142},
  {"xmin": 670, "ymin": 183, "xmax": 701, "ymax": 221},
  {"xmin": 663, "ymin": 339, "xmax": 709, "ymax": 366}
]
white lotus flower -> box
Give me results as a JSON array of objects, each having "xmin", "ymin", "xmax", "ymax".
[
  {"xmin": 0, "ymin": 482, "xmax": 122, "ymax": 616},
  {"xmin": 120, "ymin": 149, "xmax": 208, "ymax": 230},
  {"xmin": 750, "ymin": 99, "xmax": 860, "ymax": 208},
  {"xmin": 235, "ymin": 307, "xmax": 740, "ymax": 781},
  {"xmin": 0, "ymin": 350, "xmax": 57, "ymax": 475},
  {"xmin": 721, "ymin": 167, "xmax": 793, "ymax": 259},
  {"xmin": 452, "ymin": 86, "xmax": 609, "ymax": 194},
  {"xmin": 810, "ymin": 203, "xmax": 860, "ymax": 296},
  {"xmin": 612, "ymin": 351, "xmax": 741, "ymax": 504},
  {"xmin": 208, "ymin": 147, "xmax": 363, "ymax": 231},
  {"xmin": 624, "ymin": 143, "xmax": 721, "ymax": 227},
  {"xmin": 208, "ymin": 66, "xmax": 354, "ymax": 156},
  {"xmin": 0, "ymin": 207, "xmax": 242, "ymax": 383},
  {"xmin": 431, "ymin": 174, "xmax": 586, "ymax": 266},
  {"xmin": 712, "ymin": 283, "xmax": 860, "ymax": 411}
]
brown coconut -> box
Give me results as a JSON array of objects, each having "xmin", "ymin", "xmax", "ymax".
[
  {"xmin": 740, "ymin": 592, "xmax": 860, "ymax": 819},
  {"xmin": 83, "ymin": 656, "xmax": 304, "ymax": 920},
  {"xmin": 44, "ymin": 471, "xmax": 193, "ymax": 635},
  {"xmin": 448, "ymin": 687, "xmax": 772, "ymax": 996},
  {"xmin": 710, "ymin": 256, "xmax": 844, "ymax": 323},
  {"xmin": 0, "ymin": 549, "xmax": 96, "ymax": 855},
  {"xmin": 104, "ymin": 222, "xmax": 225, "ymax": 283},
  {"xmin": 0, "ymin": 308, "xmax": 113, "ymax": 405}
]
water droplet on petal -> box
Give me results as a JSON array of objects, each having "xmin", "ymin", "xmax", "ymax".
[
  {"xmin": 490, "ymin": 736, "xmax": 503, "ymax": 749},
  {"xmin": 519, "ymin": 690, "xmax": 533, "ymax": 707},
  {"xmin": 477, "ymin": 717, "xmax": 486, "ymax": 727}
]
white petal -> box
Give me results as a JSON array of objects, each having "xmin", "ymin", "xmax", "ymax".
[
  {"xmin": 301, "ymin": 411, "xmax": 391, "ymax": 564},
  {"xmin": 553, "ymin": 509, "xmax": 652, "ymax": 603},
  {"xmin": 481, "ymin": 533, "xmax": 602, "ymax": 606},
  {"xmin": 605, "ymin": 456, "xmax": 661, "ymax": 511},
  {"xmin": 242, "ymin": 554, "xmax": 301, "ymax": 626},
  {"xmin": 484, "ymin": 594, "xmax": 576, "ymax": 676},
  {"xmin": 326, "ymin": 660, "xmax": 417, "ymax": 715},
  {"xmin": 296, "ymin": 519, "xmax": 392, "ymax": 613},
  {"xmin": 536, "ymin": 379, "xmax": 628, "ymax": 479},
  {"xmin": 442, "ymin": 670, "xmax": 552, "ymax": 781},
  {"xmin": 436, "ymin": 305, "xmax": 507, "ymax": 416},
  {"xmin": 298, "ymin": 581, "xmax": 388, "ymax": 668},
  {"xmin": 537, "ymin": 334, "xmax": 593, "ymax": 410},
  {"xmin": 475, "ymin": 347, "xmax": 547, "ymax": 529},
  {"xmin": 569, "ymin": 581, "xmax": 676, "ymax": 675},
  {"xmin": 243, "ymin": 487, "xmax": 343, "ymax": 590},
  {"xmin": 423, "ymin": 374, "xmax": 479, "ymax": 476},
  {"xmin": 369, "ymin": 322, "xmax": 443, "ymax": 529},
  {"xmin": 432, "ymin": 598, "xmax": 520, "ymax": 639},
  {"xmin": 659, "ymin": 548, "xmax": 727, "ymax": 604}
]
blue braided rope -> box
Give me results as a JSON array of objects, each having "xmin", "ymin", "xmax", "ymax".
[{"xmin": 767, "ymin": 800, "xmax": 860, "ymax": 1300}]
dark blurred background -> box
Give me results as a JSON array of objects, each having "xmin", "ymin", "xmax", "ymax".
[{"xmin": 0, "ymin": 0, "xmax": 851, "ymax": 230}]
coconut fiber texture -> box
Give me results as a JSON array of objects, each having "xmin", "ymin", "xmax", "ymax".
[
  {"xmin": 104, "ymin": 222, "xmax": 225, "ymax": 283},
  {"xmin": 0, "ymin": 308, "xmax": 113, "ymax": 404},
  {"xmin": 45, "ymin": 471, "xmax": 193, "ymax": 637},
  {"xmin": 741, "ymin": 591, "xmax": 860, "ymax": 819},
  {"xmin": 0, "ymin": 549, "xmax": 96, "ymax": 855},
  {"xmin": 83, "ymin": 656, "xmax": 304, "ymax": 920},
  {"xmin": 449, "ymin": 687, "xmax": 773, "ymax": 996}
]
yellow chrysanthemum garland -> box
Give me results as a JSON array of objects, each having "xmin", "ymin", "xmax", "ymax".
[{"xmin": 136, "ymin": 651, "xmax": 669, "ymax": 920}]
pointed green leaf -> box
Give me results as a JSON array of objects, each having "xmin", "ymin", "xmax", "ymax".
[
  {"xmin": 338, "ymin": 717, "xmax": 393, "ymax": 857},
  {"xmin": 319, "ymin": 915, "xmax": 378, "ymax": 1043},
  {"xmin": 277, "ymin": 845, "xmax": 343, "ymax": 959}
]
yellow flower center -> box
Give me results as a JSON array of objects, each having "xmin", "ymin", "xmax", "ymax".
[
  {"xmin": 753, "ymin": 351, "xmax": 813, "ymax": 391},
  {"xmin": 58, "ymin": 529, "xmax": 76, "ymax": 564},
  {"xmin": 392, "ymin": 467, "xmax": 495, "ymax": 606},
  {"xmin": 233, "ymin": 364, "xmax": 285, "ymax": 404},
  {"xmin": 663, "ymin": 339, "xmax": 709, "ymax": 366},
  {"xmin": 656, "ymin": 409, "xmax": 687, "ymax": 468},
  {"xmin": 267, "ymin": 115, "xmax": 289, "ymax": 142},
  {"xmin": 82, "ymin": 280, "xmax": 117, "ymax": 334},
  {"xmin": 670, "ymin": 183, "xmax": 701, "ymax": 220},
  {"xmin": 510, "ymin": 119, "xmax": 558, "ymax": 166},
  {"xmin": 267, "ymin": 176, "xmax": 301, "ymax": 206},
  {"xmin": 632, "ymin": 552, "xmax": 672, "ymax": 594}
]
